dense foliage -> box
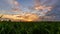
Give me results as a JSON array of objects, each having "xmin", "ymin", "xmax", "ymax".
[{"xmin": 0, "ymin": 21, "xmax": 60, "ymax": 34}]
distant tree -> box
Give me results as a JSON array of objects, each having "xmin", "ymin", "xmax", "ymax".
[
  {"xmin": 9, "ymin": 20, "xmax": 11, "ymax": 22},
  {"xmin": 0, "ymin": 15, "xmax": 3, "ymax": 18}
]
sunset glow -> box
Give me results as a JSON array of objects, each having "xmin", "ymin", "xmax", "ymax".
[{"xmin": 0, "ymin": 0, "xmax": 59, "ymax": 21}]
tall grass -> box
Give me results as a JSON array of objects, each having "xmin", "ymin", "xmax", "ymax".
[{"xmin": 0, "ymin": 21, "xmax": 60, "ymax": 34}]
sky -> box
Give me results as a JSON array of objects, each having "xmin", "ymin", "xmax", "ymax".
[
  {"xmin": 0, "ymin": 0, "xmax": 34, "ymax": 10},
  {"xmin": 0, "ymin": 0, "xmax": 60, "ymax": 17}
]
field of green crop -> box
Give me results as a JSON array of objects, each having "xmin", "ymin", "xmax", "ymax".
[{"xmin": 0, "ymin": 21, "xmax": 60, "ymax": 34}]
